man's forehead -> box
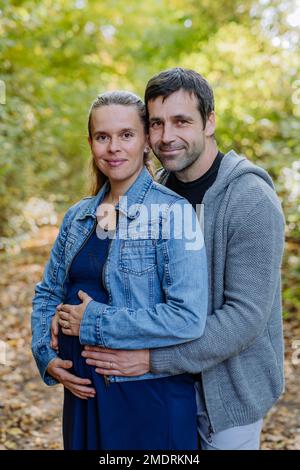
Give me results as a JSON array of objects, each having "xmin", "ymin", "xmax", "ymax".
[{"xmin": 147, "ymin": 89, "xmax": 199, "ymax": 116}]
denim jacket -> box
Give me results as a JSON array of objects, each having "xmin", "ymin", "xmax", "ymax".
[{"xmin": 32, "ymin": 167, "xmax": 208, "ymax": 385}]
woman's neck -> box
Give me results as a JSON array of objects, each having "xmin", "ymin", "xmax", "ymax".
[
  {"xmin": 107, "ymin": 168, "xmax": 144, "ymax": 204},
  {"xmin": 107, "ymin": 181, "xmax": 129, "ymax": 205}
]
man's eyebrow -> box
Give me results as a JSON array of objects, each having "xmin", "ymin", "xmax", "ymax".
[
  {"xmin": 149, "ymin": 114, "xmax": 194, "ymax": 122},
  {"xmin": 172, "ymin": 114, "xmax": 194, "ymax": 120},
  {"xmin": 149, "ymin": 117, "xmax": 162, "ymax": 122}
]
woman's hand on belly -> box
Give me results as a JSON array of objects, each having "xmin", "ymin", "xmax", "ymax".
[
  {"xmin": 58, "ymin": 290, "xmax": 92, "ymax": 336},
  {"xmin": 47, "ymin": 358, "xmax": 96, "ymax": 399}
]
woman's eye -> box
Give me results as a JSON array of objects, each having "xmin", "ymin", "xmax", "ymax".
[
  {"xmin": 96, "ymin": 135, "xmax": 109, "ymax": 142},
  {"xmin": 122, "ymin": 132, "xmax": 133, "ymax": 139}
]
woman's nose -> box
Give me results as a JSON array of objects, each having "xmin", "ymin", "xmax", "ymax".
[{"xmin": 108, "ymin": 137, "xmax": 120, "ymax": 152}]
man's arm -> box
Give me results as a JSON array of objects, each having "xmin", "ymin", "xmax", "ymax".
[{"xmin": 150, "ymin": 192, "xmax": 285, "ymax": 375}]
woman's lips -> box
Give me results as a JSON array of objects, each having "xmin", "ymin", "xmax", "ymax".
[{"xmin": 106, "ymin": 159, "xmax": 127, "ymax": 167}]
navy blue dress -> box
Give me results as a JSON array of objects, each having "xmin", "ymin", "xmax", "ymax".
[{"xmin": 58, "ymin": 228, "xmax": 198, "ymax": 450}]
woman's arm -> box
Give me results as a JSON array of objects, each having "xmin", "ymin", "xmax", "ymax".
[
  {"xmin": 79, "ymin": 200, "xmax": 208, "ymax": 349},
  {"xmin": 31, "ymin": 209, "xmax": 73, "ymax": 385}
]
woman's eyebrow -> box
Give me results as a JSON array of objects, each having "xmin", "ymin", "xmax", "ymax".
[{"xmin": 93, "ymin": 127, "xmax": 136, "ymax": 135}]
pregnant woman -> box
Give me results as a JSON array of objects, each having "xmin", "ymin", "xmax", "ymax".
[{"xmin": 31, "ymin": 90, "xmax": 207, "ymax": 450}]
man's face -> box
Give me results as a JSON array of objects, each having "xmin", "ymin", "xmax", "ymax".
[{"xmin": 148, "ymin": 89, "xmax": 212, "ymax": 176}]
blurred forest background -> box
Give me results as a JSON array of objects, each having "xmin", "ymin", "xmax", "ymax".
[{"xmin": 0, "ymin": 0, "xmax": 300, "ymax": 449}]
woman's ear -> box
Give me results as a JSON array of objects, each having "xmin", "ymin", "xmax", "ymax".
[
  {"xmin": 88, "ymin": 136, "xmax": 92, "ymax": 147},
  {"xmin": 144, "ymin": 135, "xmax": 150, "ymax": 154}
]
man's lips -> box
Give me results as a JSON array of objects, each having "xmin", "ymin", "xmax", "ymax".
[{"xmin": 158, "ymin": 147, "xmax": 184, "ymax": 155}]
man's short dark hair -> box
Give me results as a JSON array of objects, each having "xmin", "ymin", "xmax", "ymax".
[{"xmin": 144, "ymin": 67, "xmax": 214, "ymax": 128}]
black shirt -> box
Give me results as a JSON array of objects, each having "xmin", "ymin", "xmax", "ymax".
[{"xmin": 165, "ymin": 151, "xmax": 224, "ymax": 208}]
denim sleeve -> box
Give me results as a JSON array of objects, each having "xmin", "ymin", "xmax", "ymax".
[
  {"xmin": 31, "ymin": 210, "xmax": 72, "ymax": 385},
  {"xmin": 80, "ymin": 201, "xmax": 208, "ymax": 349}
]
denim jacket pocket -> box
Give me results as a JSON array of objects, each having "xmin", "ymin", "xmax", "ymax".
[{"xmin": 120, "ymin": 239, "xmax": 156, "ymax": 275}]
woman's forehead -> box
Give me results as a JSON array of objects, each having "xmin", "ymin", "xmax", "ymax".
[{"xmin": 91, "ymin": 105, "xmax": 144, "ymax": 133}]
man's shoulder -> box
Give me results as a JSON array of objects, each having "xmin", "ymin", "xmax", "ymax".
[
  {"xmin": 218, "ymin": 151, "xmax": 278, "ymax": 203},
  {"xmin": 230, "ymin": 171, "xmax": 280, "ymax": 208}
]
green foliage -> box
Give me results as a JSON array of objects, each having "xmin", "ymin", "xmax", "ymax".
[{"xmin": 1, "ymin": 0, "xmax": 300, "ymax": 315}]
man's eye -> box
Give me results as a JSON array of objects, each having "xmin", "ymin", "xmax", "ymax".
[
  {"xmin": 177, "ymin": 120, "xmax": 188, "ymax": 126},
  {"xmin": 151, "ymin": 121, "xmax": 162, "ymax": 128}
]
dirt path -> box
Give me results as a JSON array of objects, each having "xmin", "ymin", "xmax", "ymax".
[{"xmin": 0, "ymin": 226, "xmax": 299, "ymax": 450}]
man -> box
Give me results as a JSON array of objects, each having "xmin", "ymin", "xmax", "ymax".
[{"xmin": 69, "ymin": 68, "xmax": 286, "ymax": 449}]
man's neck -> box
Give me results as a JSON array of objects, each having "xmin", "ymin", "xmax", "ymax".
[{"xmin": 175, "ymin": 140, "xmax": 218, "ymax": 183}]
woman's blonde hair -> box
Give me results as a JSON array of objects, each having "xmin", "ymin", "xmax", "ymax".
[{"xmin": 88, "ymin": 90, "xmax": 154, "ymax": 195}]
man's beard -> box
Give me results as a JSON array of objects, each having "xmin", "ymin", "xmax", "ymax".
[{"xmin": 154, "ymin": 144, "xmax": 204, "ymax": 174}]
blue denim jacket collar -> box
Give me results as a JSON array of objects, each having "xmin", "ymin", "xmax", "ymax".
[
  {"xmin": 76, "ymin": 167, "xmax": 153, "ymax": 222},
  {"xmin": 76, "ymin": 181, "xmax": 109, "ymax": 221}
]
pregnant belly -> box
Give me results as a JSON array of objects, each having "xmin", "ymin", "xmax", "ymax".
[{"xmin": 58, "ymin": 327, "xmax": 91, "ymax": 379}]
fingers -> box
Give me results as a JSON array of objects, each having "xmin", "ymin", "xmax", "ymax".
[
  {"xmin": 61, "ymin": 369, "xmax": 93, "ymax": 385},
  {"xmin": 61, "ymin": 327, "xmax": 72, "ymax": 336},
  {"xmin": 85, "ymin": 358, "xmax": 114, "ymax": 369},
  {"xmin": 50, "ymin": 332, "xmax": 59, "ymax": 351},
  {"xmin": 95, "ymin": 367, "xmax": 121, "ymax": 376},
  {"xmin": 67, "ymin": 390, "xmax": 88, "ymax": 400},
  {"xmin": 59, "ymin": 317, "xmax": 69, "ymax": 328},
  {"xmin": 84, "ymin": 345, "xmax": 104, "ymax": 352},
  {"xmin": 58, "ymin": 311, "xmax": 69, "ymax": 321},
  {"xmin": 60, "ymin": 304, "xmax": 72, "ymax": 313},
  {"xmin": 58, "ymin": 311, "xmax": 71, "ymax": 333},
  {"xmin": 60, "ymin": 359, "xmax": 73, "ymax": 369},
  {"xmin": 77, "ymin": 290, "xmax": 92, "ymax": 304},
  {"xmin": 50, "ymin": 357, "xmax": 72, "ymax": 369},
  {"xmin": 51, "ymin": 318, "xmax": 59, "ymax": 351},
  {"xmin": 82, "ymin": 350, "xmax": 114, "ymax": 361},
  {"xmin": 52, "ymin": 315, "xmax": 59, "ymax": 335},
  {"xmin": 65, "ymin": 383, "xmax": 96, "ymax": 400}
]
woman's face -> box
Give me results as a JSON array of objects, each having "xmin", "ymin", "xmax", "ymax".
[{"xmin": 89, "ymin": 104, "xmax": 147, "ymax": 186}]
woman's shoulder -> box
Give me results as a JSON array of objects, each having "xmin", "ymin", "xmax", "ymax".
[
  {"xmin": 149, "ymin": 180, "xmax": 188, "ymax": 208},
  {"xmin": 62, "ymin": 195, "xmax": 97, "ymax": 224}
]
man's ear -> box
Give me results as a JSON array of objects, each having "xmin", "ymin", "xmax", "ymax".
[{"xmin": 204, "ymin": 111, "xmax": 216, "ymax": 137}]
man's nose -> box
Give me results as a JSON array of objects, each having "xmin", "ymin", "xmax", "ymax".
[{"xmin": 161, "ymin": 123, "xmax": 175, "ymax": 144}]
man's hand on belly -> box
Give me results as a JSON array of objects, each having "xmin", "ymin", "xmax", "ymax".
[{"xmin": 81, "ymin": 346, "xmax": 150, "ymax": 377}]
